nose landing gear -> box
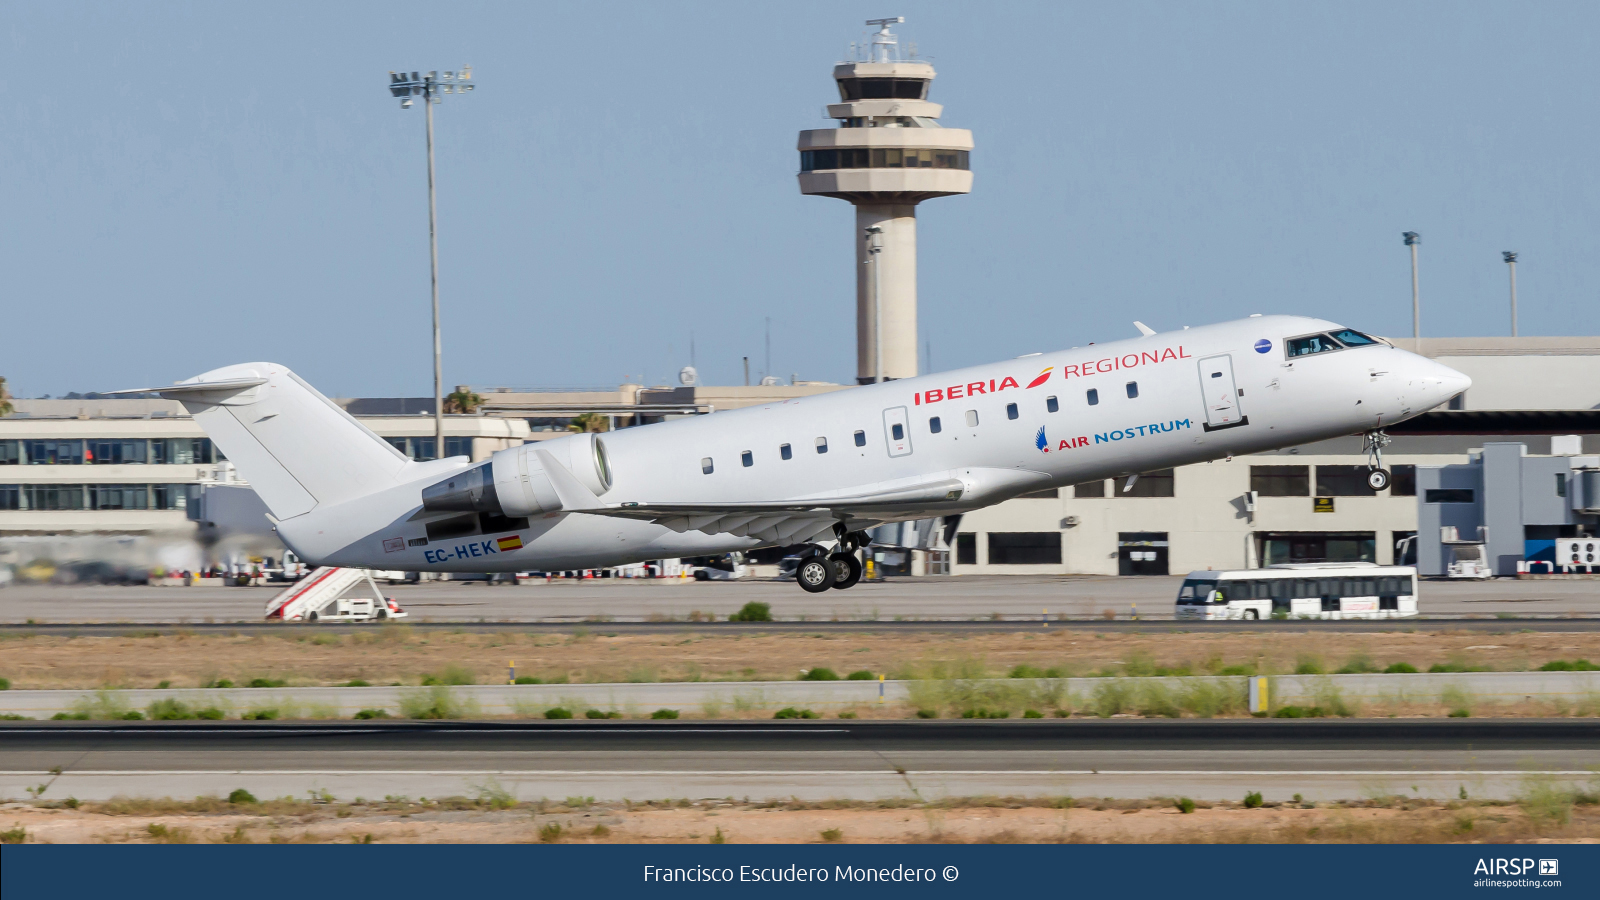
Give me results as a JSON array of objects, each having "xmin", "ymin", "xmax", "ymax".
[{"xmin": 1363, "ymin": 430, "xmax": 1393, "ymax": 491}]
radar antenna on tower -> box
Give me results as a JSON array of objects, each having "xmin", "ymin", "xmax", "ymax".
[{"xmin": 865, "ymin": 17, "xmax": 904, "ymax": 63}]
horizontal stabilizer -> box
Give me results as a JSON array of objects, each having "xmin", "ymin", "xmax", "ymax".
[{"xmin": 104, "ymin": 377, "xmax": 268, "ymax": 399}]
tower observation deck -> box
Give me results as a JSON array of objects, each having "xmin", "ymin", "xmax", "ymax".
[{"xmin": 797, "ymin": 18, "xmax": 974, "ymax": 384}]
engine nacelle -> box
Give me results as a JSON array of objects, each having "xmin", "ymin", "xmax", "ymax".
[
  {"xmin": 486, "ymin": 433, "xmax": 614, "ymax": 518},
  {"xmin": 420, "ymin": 434, "xmax": 613, "ymax": 520}
]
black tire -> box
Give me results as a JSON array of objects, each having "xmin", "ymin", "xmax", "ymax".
[
  {"xmin": 796, "ymin": 556, "xmax": 835, "ymax": 593},
  {"xmin": 829, "ymin": 553, "xmax": 863, "ymax": 590},
  {"xmin": 1245, "ymin": 609, "xmax": 1259, "ymax": 620},
  {"xmin": 307, "ymin": 611, "xmax": 319, "ymax": 623},
  {"xmin": 1367, "ymin": 468, "xmax": 1390, "ymax": 491}
]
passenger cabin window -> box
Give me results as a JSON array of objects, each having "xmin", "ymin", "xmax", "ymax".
[
  {"xmin": 853, "ymin": 430, "xmax": 866, "ymax": 447},
  {"xmin": 1126, "ymin": 382, "xmax": 1139, "ymax": 399},
  {"xmin": 1006, "ymin": 402, "xmax": 1019, "ymax": 420},
  {"xmin": 1086, "ymin": 389, "xmax": 1099, "ymax": 406},
  {"xmin": 815, "ymin": 437, "xmax": 828, "ymax": 454},
  {"xmin": 780, "ymin": 443, "xmax": 792, "ymax": 460},
  {"xmin": 700, "ymin": 457, "xmax": 714, "ymax": 475},
  {"xmin": 929, "ymin": 416, "xmax": 942, "ymax": 434},
  {"xmin": 1046, "ymin": 396, "xmax": 1059, "ymax": 413},
  {"xmin": 891, "ymin": 423, "xmax": 905, "ymax": 440},
  {"xmin": 741, "ymin": 450, "xmax": 753, "ymax": 467},
  {"xmin": 1286, "ymin": 333, "xmax": 1344, "ymax": 357},
  {"xmin": 965, "ymin": 410, "xmax": 979, "ymax": 427}
]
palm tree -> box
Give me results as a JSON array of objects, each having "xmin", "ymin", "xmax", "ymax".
[
  {"xmin": 568, "ymin": 412, "xmax": 609, "ymax": 433},
  {"xmin": 442, "ymin": 389, "xmax": 484, "ymax": 414},
  {"xmin": 0, "ymin": 376, "xmax": 12, "ymax": 418}
]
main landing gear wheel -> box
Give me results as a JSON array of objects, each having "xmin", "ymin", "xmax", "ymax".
[
  {"xmin": 829, "ymin": 553, "xmax": 863, "ymax": 590},
  {"xmin": 1366, "ymin": 468, "xmax": 1391, "ymax": 491},
  {"xmin": 796, "ymin": 556, "xmax": 835, "ymax": 593}
]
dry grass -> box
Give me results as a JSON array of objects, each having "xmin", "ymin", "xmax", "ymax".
[
  {"xmin": 3, "ymin": 792, "xmax": 1596, "ymax": 844},
  {"xmin": 1, "ymin": 628, "xmax": 1597, "ymax": 691}
]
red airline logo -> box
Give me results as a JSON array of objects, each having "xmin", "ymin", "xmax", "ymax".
[{"xmin": 913, "ymin": 346, "xmax": 1189, "ymax": 406}]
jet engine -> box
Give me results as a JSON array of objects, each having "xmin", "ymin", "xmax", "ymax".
[{"xmin": 420, "ymin": 433, "xmax": 612, "ymax": 520}]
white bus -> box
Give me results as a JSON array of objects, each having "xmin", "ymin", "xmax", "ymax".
[{"xmin": 1174, "ymin": 562, "xmax": 1419, "ymax": 620}]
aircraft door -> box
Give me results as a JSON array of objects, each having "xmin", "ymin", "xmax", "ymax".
[
  {"xmin": 1198, "ymin": 354, "xmax": 1247, "ymax": 431},
  {"xmin": 882, "ymin": 406, "xmax": 913, "ymax": 457}
]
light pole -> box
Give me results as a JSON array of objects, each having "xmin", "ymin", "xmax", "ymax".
[
  {"xmin": 1502, "ymin": 251, "xmax": 1519, "ymax": 337},
  {"xmin": 1402, "ymin": 231, "xmax": 1421, "ymax": 351},
  {"xmin": 388, "ymin": 67, "xmax": 476, "ymax": 459},
  {"xmin": 865, "ymin": 225, "xmax": 884, "ymax": 383}
]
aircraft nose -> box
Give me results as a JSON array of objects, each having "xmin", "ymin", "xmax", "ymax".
[{"xmin": 1413, "ymin": 358, "xmax": 1471, "ymax": 407}]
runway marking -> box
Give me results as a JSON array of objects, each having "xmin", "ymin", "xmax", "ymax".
[{"xmin": 5, "ymin": 770, "xmax": 1592, "ymax": 777}]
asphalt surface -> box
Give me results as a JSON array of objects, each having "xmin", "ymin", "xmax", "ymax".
[
  {"xmin": 2, "ymin": 618, "xmax": 1597, "ymax": 636},
  {"xmin": 4, "ymin": 719, "xmax": 1595, "ymax": 803},
  {"xmin": 3, "ymin": 575, "xmax": 1598, "ymax": 625}
]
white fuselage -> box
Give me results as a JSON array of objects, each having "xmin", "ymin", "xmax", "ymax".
[{"xmin": 277, "ymin": 315, "xmax": 1469, "ymax": 572}]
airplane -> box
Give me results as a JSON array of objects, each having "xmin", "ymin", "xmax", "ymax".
[{"xmin": 117, "ymin": 315, "xmax": 1470, "ymax": 593}]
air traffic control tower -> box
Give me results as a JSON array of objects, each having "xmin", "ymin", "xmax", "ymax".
[{"xmin": 798, "ymin": 18, "xmax": 974, "ymax": 384}]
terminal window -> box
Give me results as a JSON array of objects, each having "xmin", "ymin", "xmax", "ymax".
[
  {"xmin": 1073, "ymin": 480, "xmax": 1106, "ymax": 498},
  {"xmin": 955, "ymin": 532, "xmax": 977, "ymax": 566},
  {"xmin": 1390, "ymin": 464, "xmax": 1416, "ymax": 496},
  {"xmin": 1113, "ymin": 469, "xmax": 1174, "ymax": 497},
  {"xmin": 1251, "ymin": 465, "xmax": 1309, "ymax": 496},
  {"xmin": 1316, "ymin": 465, "xmax": 1381, "ymax": 496},
  {"xmin": 1425, "ymin": 488, "xmax": 1474, "ymax": 504},
  {"xmin": 987, "ymin": 532, "xmax": 1062, "ymax": 565}
]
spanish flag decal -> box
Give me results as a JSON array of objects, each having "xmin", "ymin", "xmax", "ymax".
[
  {"xmin": 1025, "ymin": 366, "xmax": 1053, "ymax": 389},
  {"xmin": 496, "ymin": 535, "xmax": 524, "ymax": 552}
]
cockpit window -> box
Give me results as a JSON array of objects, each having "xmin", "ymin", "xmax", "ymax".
[
  {"xmin": 1285, "ymin": 333, "xmax": 1344, "ymax": 357},
  {"xmin": 1328, "ymin": 329, "xmax": 1379, "ymax": 347}
]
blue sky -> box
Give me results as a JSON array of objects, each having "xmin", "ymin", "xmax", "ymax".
[{"xmin": 3, "ymin": 1, "xmax": 1596, "ymax": 397}]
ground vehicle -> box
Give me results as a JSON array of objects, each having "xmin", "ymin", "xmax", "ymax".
[
  {"xmin": 265, "ymin": 567, "xmax": 408, "ymax": 622},
  {"xmin": 690, "ymin": 552, "xmax": 747, "ymax": 581},
  {"xmin": 1175, "ymin": 562, "xmax": 1418, "ymax": 620}
]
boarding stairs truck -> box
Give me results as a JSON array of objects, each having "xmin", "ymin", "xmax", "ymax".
[{"xmin": 265, "ymin": 567, "xmax": 408, "ymax": 623}]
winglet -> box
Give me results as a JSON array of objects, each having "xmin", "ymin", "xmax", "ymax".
[
  {"xmin": 1133, "ymin": 321, "xmax": 1156, "ymax": 337},
  {"xmin": 534, "ymin": 449, "xmax": 603, "ymax": 511}
]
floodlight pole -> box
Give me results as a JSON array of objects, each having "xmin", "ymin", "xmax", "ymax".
[
  {"xmin": 1403, "ymin": 232, "xmax": 1421, "ymax": 352},
  {"xmin": 1502, "ymin": 251, "xmax": 1518, "ymax": 337},
  {"xmin": 389, "ymin": 67, "xmax": 474, "ymax": 459},
  {"xmin": 425, "ymin": 96, "xmax": 443, "ymax": 458},
  {"xmin": 866, "ymin": 225, "xmax": 885, "ymax": 383}
]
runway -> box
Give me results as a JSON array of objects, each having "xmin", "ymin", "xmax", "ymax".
[
  {"xmin": 4, "ymin": 720, "xmax": 1595, "ymax": 804},
  {"xmin": 3, "ymin": 575, "xmax": 1597, "ymax": 626},
  {"xmin": 3, "ymin": 618, "xmax": 1598, "ymax": 636}
]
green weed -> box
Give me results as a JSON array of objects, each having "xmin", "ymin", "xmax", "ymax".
[{"xmin": 728, "ymin": 602, "xmax": 772, "ymax": 622}]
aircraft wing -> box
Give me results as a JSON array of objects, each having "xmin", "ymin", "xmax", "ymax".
[{"xmin": 536, "ymin": 448, "xmax": 962, "ymax": 543}]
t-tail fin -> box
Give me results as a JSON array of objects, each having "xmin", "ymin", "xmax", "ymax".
[{"xmin": 118, "ymin": 363, "xmax": 425, "ymax": 520}]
